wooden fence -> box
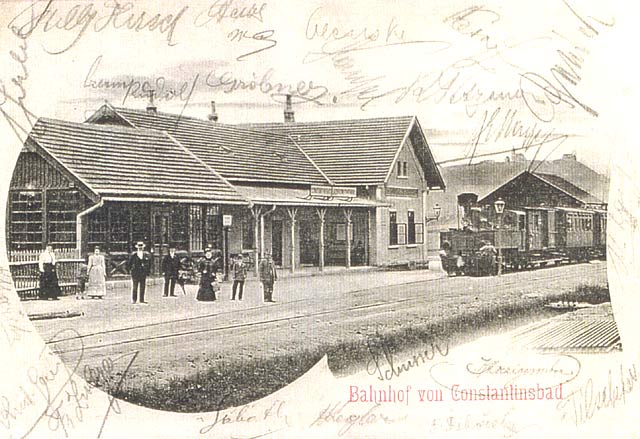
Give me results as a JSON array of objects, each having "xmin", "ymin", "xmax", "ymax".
[{"xmin": 9, "ymin": 249, "xmax": 83, "ymax": 300}]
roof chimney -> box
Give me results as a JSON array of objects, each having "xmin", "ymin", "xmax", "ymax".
[
  {"xmin": 284, "ymin": 94, "xmax": 295, "ymax": 123},
  {"xmin": 146, "ymin": 89, "xmax": 157, "ymax": 113},
  {"xmin": 208, "ymin": 101, "xmax": 219, "ymax": 122}
]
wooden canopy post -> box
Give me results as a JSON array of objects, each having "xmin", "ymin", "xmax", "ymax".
[
  {"xmin": 260, "ymin": 215, "xmax": 265, "ymax": 258},
  {"xmin": 315, "ymin": 207, "xmax": 327, "ymax": 272},
  {"xmin": 286, "ymin": 207, "xmax": 298, "ymax": 273},
  {"xmin": 259, "ymin": 205, "xmax": 276, "ymax": 261},
  {"xmin": 250, "ymin": 205, "xmax": 262, "ymax": 277},
  {"xmin": 343, "ymin": 208, "xmax": 353, "ymax": 269},
  {"xmin": 366, "ymin": 209, "xmax": 371, "ymax": 265}
]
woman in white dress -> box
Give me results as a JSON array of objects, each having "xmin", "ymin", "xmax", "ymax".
[{"xmin": 87, "ymin": 247, "xmax": 106, "ymax": 299}]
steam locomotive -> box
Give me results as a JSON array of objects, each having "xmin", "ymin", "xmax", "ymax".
[{"xmin": 439, "ymin": 193, "xmax": 607, "ymax": 276}]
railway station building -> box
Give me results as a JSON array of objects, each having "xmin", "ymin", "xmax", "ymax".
[{"xmin": 6, "ymin": 100, "xmax": 445, "ymax": 277}]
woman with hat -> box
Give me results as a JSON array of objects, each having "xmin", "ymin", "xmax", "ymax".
[
  {"xmin": 196, "ymin": 247, "xmax": 219, "ymax": 302},
  {"xmin": 86, "ymin": 246, "xmax": 107, "ymax": 299}
]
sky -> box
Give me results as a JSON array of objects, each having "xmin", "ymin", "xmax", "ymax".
[{"xmin": 0, "ymin": 0, "xmax": 622, "ymax": 176}]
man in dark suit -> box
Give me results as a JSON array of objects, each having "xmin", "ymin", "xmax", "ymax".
[
  {"xmin": 162, "ymin": 246, "xmax": 181, "ymax": 297},
  {"xmin": 231, "ymin": 254, "xmax": 248, "ymax": 301},
  {"xmin": 258, "ymin": 252, "xmax": 277, "ymax": 302},
  {"xmin": 127, "ymin": 241, "xmax": 151, "ymax": 304}
]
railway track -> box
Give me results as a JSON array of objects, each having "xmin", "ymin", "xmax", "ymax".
[{"xmin": 48, "ymin": 263, "xmax": 606, "ymax": 356}]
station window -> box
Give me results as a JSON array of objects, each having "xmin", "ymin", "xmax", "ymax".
[
  {"xmin": 87, "ymin": 208, "xmax": 108, "ymax": 250},
  {"xmin": 389, "ymin": 211, "xmax": 398, "ymax": 245},
  {"xmin": 408, "ymin": 211, "xmax": 416, "ymax": 244},
  {"xmin": 9, "ymin": 190, "xmax": 43, "ymax": 250},
  {"xmin": 171, "ymin": 205, "xmax": 189, "ymax": 248},
  {"xmin": 415, "ymin": 223, "xmax": 424, "ymax": 244},
  {"xmin": 110, "ymin": 206, "xmax": 131, "ymax": 252},
  {"xmin": 189, "ymin": 205, "xmax": 203, "ymax": 252},
  {"xmin": 47, "ymin": 189, "xmax": 82, "ymax": 248},
  {"xmin": 204, "ymin": 206, "xmax": 222, "ymax": 249},
  {"xmin": 397, "ymin": 161, "xmax": 408, "ymax": 178},
  {"xmin": 397, "ymin": 224, "xmax": 407, "ymax": 245},
  {"xmin": 406, "ymin": 211, "xmax": 423, "ymax": 245},
  {"xmin": 532, "ymin": 213, "xmax": 540, "ymax": 231}
]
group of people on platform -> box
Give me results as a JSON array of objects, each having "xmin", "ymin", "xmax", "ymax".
[
  {"xmin": 38, "ymin": 244, "xmax": 108, "ymax": 301},
  {"xmin": 127, "ymin": 242, "xmax": 278, "ymax": 304},
  {"xmin": 38, "ymin": 241, "xmax": 279, "ymax": 303},
  {"xmin": 187, "ymin": 246, "xmax": 278, "ymax": 303}
]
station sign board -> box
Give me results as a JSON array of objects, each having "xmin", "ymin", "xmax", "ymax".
[{"xmin": 309, "ymin": 185, "xmax": 357, "ymax": 200}]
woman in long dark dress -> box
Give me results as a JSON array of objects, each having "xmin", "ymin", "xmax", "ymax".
[
  {"xmin": 196, "ymin": 248, "xmax": 219, "ymax": 302},
  {"xmin": 38, "ymin": 245, "xmax": 61, "ymax": 300}
]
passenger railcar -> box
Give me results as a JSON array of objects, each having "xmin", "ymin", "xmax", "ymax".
[{"xmin": 440, "ymin": 194, "xmax": 607, "ymax": 276}]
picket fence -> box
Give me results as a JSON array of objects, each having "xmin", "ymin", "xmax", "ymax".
[{"xmin": 9, "ymin": 248, "xmax": 83, "ymax": 300}]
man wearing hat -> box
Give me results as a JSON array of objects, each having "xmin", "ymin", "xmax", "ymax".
[
  {"xmin": 258, "ymin": 252, "xmax": 277, "ymax": 302},
  {"xmin": 161, "ymin": 246, "xmax": 181, "ymax": 297},
  {"xmin": 231, "ymin": 254, "xmax": 247, "ymax": 301},
  {"xmin": 127, "ymin": 241, "xmax": 152, "ymax": 303}
]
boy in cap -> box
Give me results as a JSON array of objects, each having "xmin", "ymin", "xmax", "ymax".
[
  {"xmin": 231, "ymin": 254, "xmax": 247, "ymax": 301},
  {"xmin": 127, "ymin": 241, "xmax": 151, "ymax": 303}
]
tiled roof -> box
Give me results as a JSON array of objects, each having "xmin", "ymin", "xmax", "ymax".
[
  {"xmin": 28, "ymin": 118, "xmax": 247, "ymax": 203},
  {"xmin": 534, "ymin": 172, "xmax": 604, "ymax": 205},
  {"xmin": 240, "ymin": 117, "xmax": 420, "ymax": 185},
  {"xmin": 93, "ymin": 106, "xmax": 329, "ymax": 185}
]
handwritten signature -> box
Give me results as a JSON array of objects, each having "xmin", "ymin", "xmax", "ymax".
[
  {"xmin": 465, "ymin": 355, "xmax": 581, "ymax": 388},
  {"xmin": 309, "ymin": 401, "xmax": 406, "ymax": 437},
  {"xmin": 365, "ymin": 332, "xmax": 449, "ymax": 381},
  {"xmin": 8, "ymin": 0, "xmax": 188, "ymax": 55},
  {"xmin": 0, "ymin": 23, "xmax": 37, "ymax": 145},
  {"xmin": 227, "ymin": 28, "xmax": 277, "ymax": 61},
  {"xmin": 557, "ymin": 363, "xmax": 638, "ymax": 426},
  {"xmin": 198, "ymin": 393, "xmax": 289, "ymax": 436},
  {"xmin": 84, "ymin": 54, "xmax": 333, "ymax": 107},
  {"xmin": 0, "ymin": 326, "xmax": 138, "ymax": 439},
  {"xmin": 194, "ymin": 0, "xmax": 268, "ymax": 27}
]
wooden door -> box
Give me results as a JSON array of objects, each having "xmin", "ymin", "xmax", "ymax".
[
  {"xmin": 152, "ymin": 210, "xmax": 170, "ymax": 274},
  {"xmin": 271, "ymin": 220, "xmax": 283, "ymax": 266},
  {"xmin": 548, "ymin": 210, "xmax": 556, "ymax": 248},
  {"xmin": 299, "ymin": 220, "xmax": 319, "ymax": 265}
]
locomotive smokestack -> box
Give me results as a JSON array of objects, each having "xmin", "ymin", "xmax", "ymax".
[{"xmin": 457, "ymin": 193, "xmax": 478, "ymax": 218}]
